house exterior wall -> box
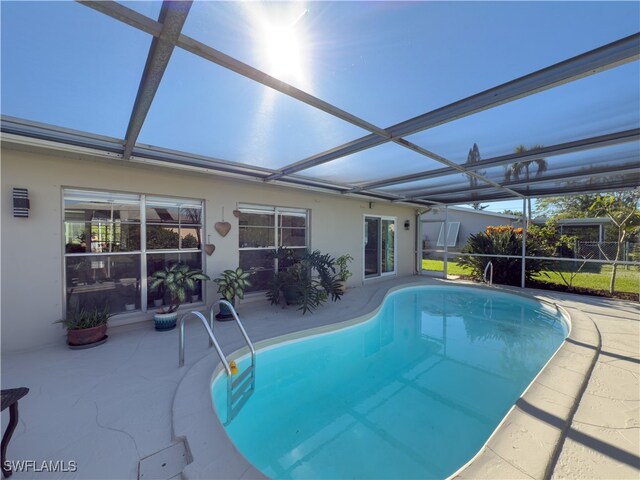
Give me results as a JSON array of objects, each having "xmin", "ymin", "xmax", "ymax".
[
  {"xmin": 421, "ymin": 207, "xmax": 518, "ymax": 253},
  {"xmin": 1, "ymin": 146, "xmax": 417, "ymax": 352}
]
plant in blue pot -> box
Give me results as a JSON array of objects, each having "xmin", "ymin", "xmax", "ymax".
[
  {"xmin": 213, "ymin": 268, "xmax": 252, "ymax": 320},
  {"xmin": 149, "ymin": 263, "xmax": 210, "ymax": 331}
]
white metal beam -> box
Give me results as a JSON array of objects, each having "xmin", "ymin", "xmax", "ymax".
[
  {"xmin": 402, "ymin": 164, "xmax": 640, "ymax": 202},
  {"xmin": 266, "ymin": 34, "xmax": 640, "ymax": 179},
  {"xmin": 358, "ymin": 129, "xmax": 640, "ymax": 191},
  {"xmin": 388, "ymin": 33, "xmax": 639, "ymax": 138},
  {"xmin": 78, "ymin": 1, "xmax": 162, "ymax": 36},
  {"xmin": 121, "ymin": 1, "xmax": 192, "ymax": 159}
]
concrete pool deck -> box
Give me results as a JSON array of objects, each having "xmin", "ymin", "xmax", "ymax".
[{"xmin": 1, "ymin": 276, "xmax": 638, "ymax": 479}]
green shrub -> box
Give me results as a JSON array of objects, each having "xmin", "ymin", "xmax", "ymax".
[
  {"xmin": 267, "ymin": 248, "xmax": 342, "ymax": 314},
  {"xmin": 457, "ymin": 226, "xmax": 551, "ymax": 286}
]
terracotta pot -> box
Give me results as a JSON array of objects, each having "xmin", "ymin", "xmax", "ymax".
[
  {"xmin": 67, "ymin": 324, "xmax": 107, "ymax": 346},
  {"xmin": 337, "ymin": 280, "xmax": 347, "ymax": 294}
]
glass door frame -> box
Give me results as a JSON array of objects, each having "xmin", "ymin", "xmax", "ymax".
[{"xmin": 363, "ymin": 215, "xmax": 397, "ymax": 280}]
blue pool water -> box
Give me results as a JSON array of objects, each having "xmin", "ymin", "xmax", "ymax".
[{"xmin": 212, "ymin": 286, "xmax": 568, "ymax": 479}]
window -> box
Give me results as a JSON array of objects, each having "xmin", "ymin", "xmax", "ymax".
[
  {"xmin": 63, "ymin": 189, "xmax": 203, "ymax": 315},
  {"xmin": 238, "ymin": 204, "xmax": 309, "ymax": 292},
  {"xmin": 436, "ymin": 222, "xmax": 460, "ymax": 247}
]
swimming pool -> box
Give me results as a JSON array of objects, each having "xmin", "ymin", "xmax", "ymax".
[{"xmin": 211, "ymin": 286, "xmax": 568, "ymax": 479}]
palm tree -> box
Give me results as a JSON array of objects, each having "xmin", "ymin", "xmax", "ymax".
[
  {"xmin": 504, "ymin": 144, "xmax": 548, "ymax": 223},
  {"xmin": 467, "ymin": 143, "xmax": 488, "ymax": 210}
]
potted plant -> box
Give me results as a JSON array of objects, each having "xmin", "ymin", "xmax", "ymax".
[
  {"xmin": 153, "ymin": 284, "xmax": 165, "ymax": 307},
  {"xmin": 149, "ymin": 263, "xmax": 210, "ymax": 331},
  {"xmin": 213, "ymin": 268, "xmax": 252, "ymax": 320},
  {"xmin": 56, "ymin": 305, "xmax": 113, "ymax": 348},
  {"xmin": 336, "ymin": 254, "xmax": 354, "ymax": 293},
  {"xmin": 190, "ymin": 281, "xmax": 201, "ymax": 303},
  {"xmin": 267, "ymin": 248, "xmax": 343, "ymax": 314}
]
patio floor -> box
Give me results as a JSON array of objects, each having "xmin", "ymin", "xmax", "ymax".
[{"xmin": 1, "ymin": 276, "xmax": 638, "ymax": 479}]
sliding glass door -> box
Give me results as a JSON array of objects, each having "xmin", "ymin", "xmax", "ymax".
[
  {"xmin": 364, "ymin": 216, "xmax": 396, "ymax": 278},
  {"xmin": 364, "ymin": 217, "xmax": 380, "ymax": 276}
]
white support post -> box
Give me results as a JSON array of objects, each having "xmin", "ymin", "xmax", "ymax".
[
  {"xmin": 521, "ymin": 198, "xmax": 527, "ymax": 289},
  {"xmin": 415, "ymin": 212, "xmax": 421, "ymax": 274},
  {"xmin": 444, "ymin": 206, "xmax": 449, "ymax": 279},
  {"xmin": 140, "ymin": 195, "xmax": 147, "ymax": 312}
]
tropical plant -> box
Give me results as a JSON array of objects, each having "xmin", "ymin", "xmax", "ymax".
[
  {"xmin": 57, "ymin": 304, "xmax": 114, "ymax": 330},
  {"xmin": 214, "ymin": 268, "xmax": 252, "ymax": 305},
  {"xmin": 528, "ymin": 220, "xmax": 594, "ymax": 289},
  {"xmin": 266, "ymin": 248, "xmax": 342, "ymax": 314},
  {"xmin": 149, "ymin": 263, "xmax": 210, "ymax": 313},
  {"xmin": 527, "ymin": 220, "xmax": 575, "ymax": 258},
  {"xmin": 504, "ymin": 144, "xmax": 548, "ymax": 222},
  {"xmin": 456, "ymin": 225, "xmax": 551, "ymax": 286},
  {"xmin": 336, "ymin": 254, "xmax": 354, "ymax": 281}
]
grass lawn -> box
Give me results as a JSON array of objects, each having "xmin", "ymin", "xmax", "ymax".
[
  {"xmin": 422, "ymin": 259, "xmax": 472, "ymax": 276},
  {"xmin": 422, "ymin": 259, "xmax": 639, "ymax": 294}
]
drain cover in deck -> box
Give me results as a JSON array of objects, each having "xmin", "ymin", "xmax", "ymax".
[{"xmin": 138, "ymin": 441, "xmax": 189, "ymax": 479}]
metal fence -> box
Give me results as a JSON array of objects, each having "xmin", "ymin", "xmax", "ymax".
[{"xmin": 575, "ymin": 242, "xmax": 639, "ymax": 262}]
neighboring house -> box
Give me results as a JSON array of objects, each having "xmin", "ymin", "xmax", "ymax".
[
  {"xmin": 421, "ymin": 206, "xmax": 520, "ymax": 253},
  {"xmin": 531, "ymin": 217, "xmax": 612, "ymax": 242}
]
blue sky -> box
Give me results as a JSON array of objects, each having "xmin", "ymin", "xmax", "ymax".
[{"xmin": 2, "ymin": 1, "xmax": 639, "ymax": 213}]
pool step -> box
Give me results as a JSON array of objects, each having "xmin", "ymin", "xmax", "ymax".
[{"xmin": 228, "ymin": 364, "xmax": 255, "ymax": 424}]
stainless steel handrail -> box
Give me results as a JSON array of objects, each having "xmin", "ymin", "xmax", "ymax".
[
  {"xmin": 208, "ymin": 300, "xmax": 256, "ymax": 367},
  {"xmin": 483, "ymin": 261, "xmax": 493, "ymax": 286},
  {"xmin": 179, "ymin": 300, "xmax": 256, "ymax": 424},
  {"xmin": 178, "ymin": 311, "xmax": 230, "ymax": 373}
]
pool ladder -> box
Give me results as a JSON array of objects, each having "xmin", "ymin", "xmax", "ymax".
[
  {"xmin": 483, "ymin": 261, "xmax": 494, "ymax": 286},
  {"xmin": 178, "ymin": 300, "xmax": 256, "ymax": 425}
]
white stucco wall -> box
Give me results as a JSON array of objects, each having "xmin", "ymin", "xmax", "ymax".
[{"xmin": 1, "ymin": 146, "xmax": 418, "ymax": 352}]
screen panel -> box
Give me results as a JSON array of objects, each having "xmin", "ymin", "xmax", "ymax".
[
  {"xmin": 406, "ymin": 63, "xmax": 640, "ymax": 166},
  {"xmin": 1, "ymin": 1, "xmax": 152, "ymax": 138},
  {"xmin": 138, "ymin": 48, "xmax": 367, "ymax": 169},
  {"xmin": 182, "ymin": 1, "xmax": 640, "ymax": 128},
  {"xmin": 298, "ymin": 142, "xmax": 446, "ymax": 186}
]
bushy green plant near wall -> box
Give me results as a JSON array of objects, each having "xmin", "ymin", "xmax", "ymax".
[
  {"xmin": 456, "ymin": 226, "xmax": 551, "ymax": 286},
  {"xmin": 149, "ymin": 263, "xmax": 210, "ymax": 313},
  {"xmin": 267, "ymin": 248, "xmax": 343, "ymax": 314},
  {"xmin": 214, "ymin": 268, "xmax": 252, "ymax": 305}
]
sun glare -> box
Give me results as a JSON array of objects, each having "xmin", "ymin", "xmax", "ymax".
[
  {"xmin": 264, "ymin": 24, "xmax": 303, "ymax": 80},
  {"xmin": 253, "ymin": 7, "xmax": 309, "ymax": 84}
]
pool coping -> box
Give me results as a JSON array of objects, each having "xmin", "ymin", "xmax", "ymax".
[{"xmin": 173, "ymin": 280, "xmax": 600, "ymax": 479}]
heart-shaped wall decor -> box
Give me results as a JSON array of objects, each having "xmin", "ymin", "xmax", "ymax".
[
  {"xmin": 204, "ymin": 244, "xmax": 215, "ymax": 256},
  {"xmin": 215, "ymin": 222, "xmax": 231, "ymax": 237},
  {"xmin": 232, "ymin": 210, "xmax": 241, "ymax": 218}
]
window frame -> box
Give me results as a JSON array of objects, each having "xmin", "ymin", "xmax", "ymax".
[
  {"xmin": 238, "ymin": 204, "xmax": 310, "ymax": 293},
  {"xmin": 62, "ymin": 188, "xmax": 204, "ymax": 317}
]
